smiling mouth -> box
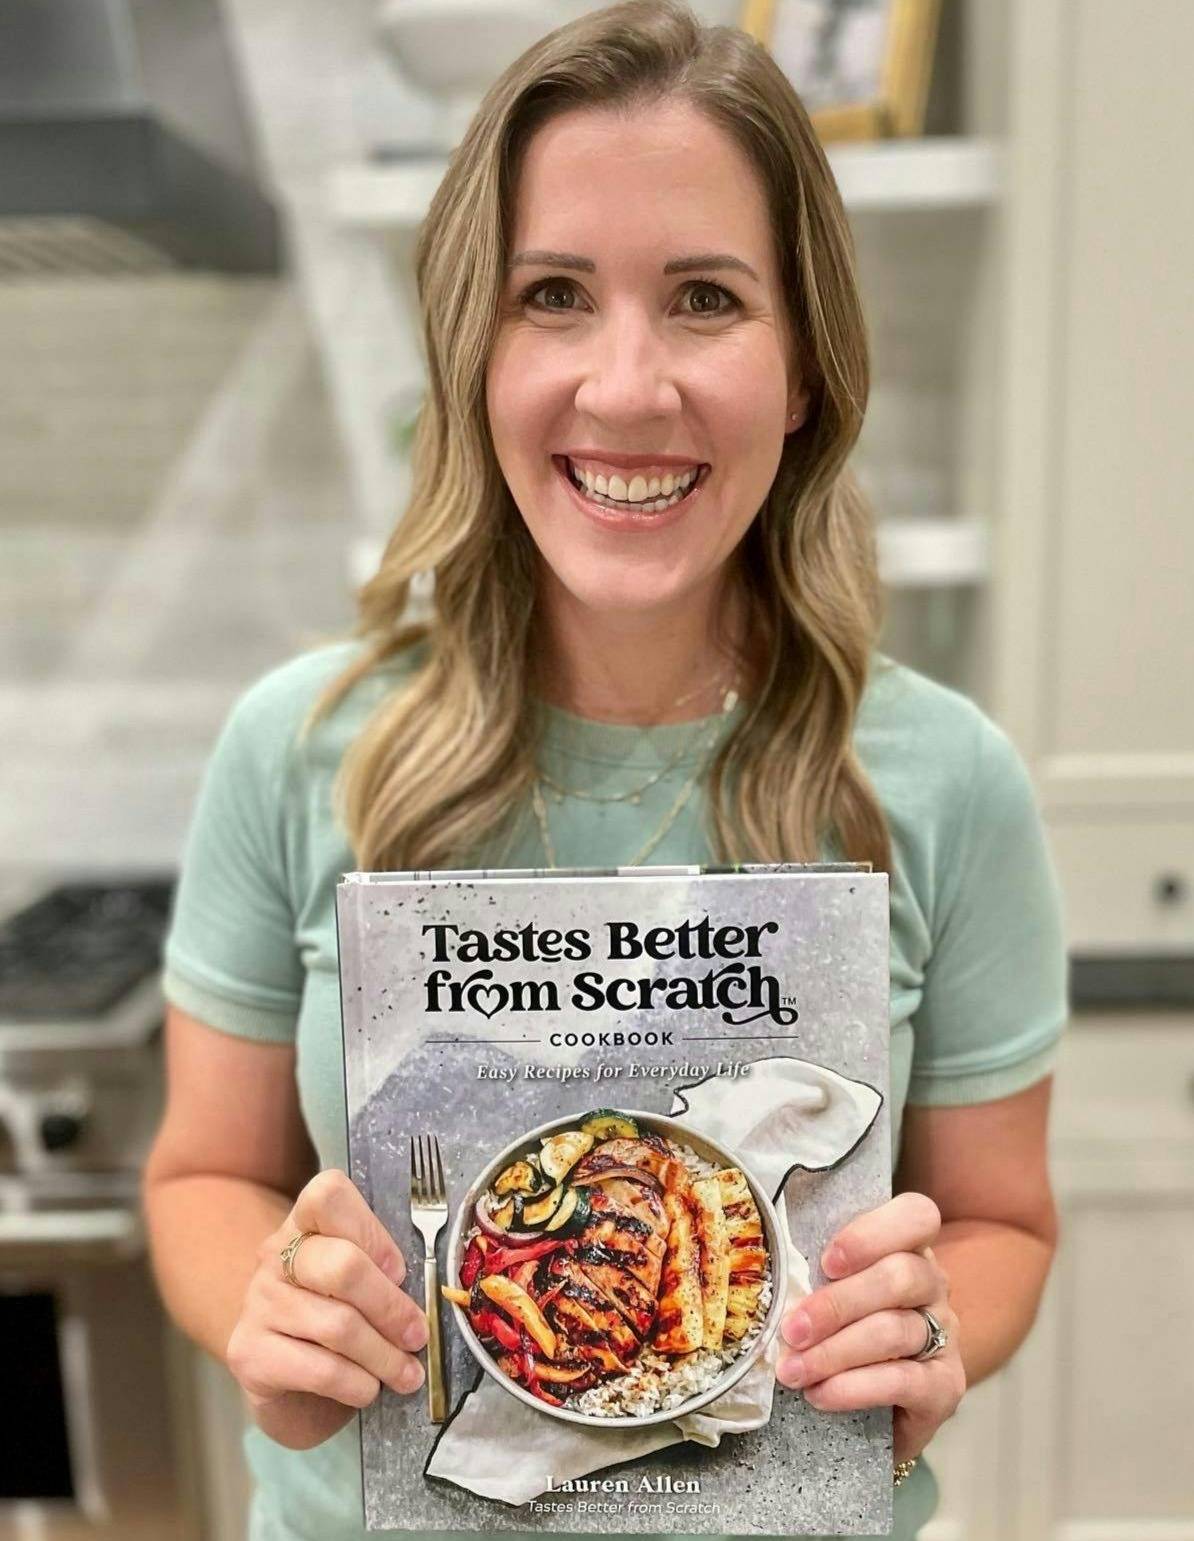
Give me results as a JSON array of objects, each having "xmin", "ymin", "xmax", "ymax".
[{"xmin": 554, "ymin": 456, "xmax": 710, "ymax": 514}]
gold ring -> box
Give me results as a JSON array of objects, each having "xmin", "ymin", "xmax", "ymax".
[
  {"xmin": 894, "ymin": 1456, "xmax": 919, "ymax": 1487},
  {"xmin": 280, "ymin": 1230, "xmax": 317, "ymax": 1286}
]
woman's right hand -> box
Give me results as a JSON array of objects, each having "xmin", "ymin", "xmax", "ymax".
[{"xmin": 226, "ymin": 1168, "xmax": 429, "ymax": 1450}]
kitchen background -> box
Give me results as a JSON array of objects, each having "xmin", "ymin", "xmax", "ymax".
[{"xmin": 1, "ymin": 0, "xmax": 1191, "ymax": 1537}]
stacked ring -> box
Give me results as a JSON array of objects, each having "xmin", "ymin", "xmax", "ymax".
[
  {"xmin": 910, "ymin": 1306, "xmax": 949, "ymax": 1362},
  {"xmin": 280, "ymin": 1230, "xmax": 317, "ymax": 1286}
]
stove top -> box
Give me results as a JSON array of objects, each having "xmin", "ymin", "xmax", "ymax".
[{"xmin": 0, "ymin": 880, "xmax": 175, "ymax": 1022}]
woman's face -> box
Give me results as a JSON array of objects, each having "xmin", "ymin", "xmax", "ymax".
[{"xmin": 486, "ymin": 101, "xmax": 809, "ymax": 619}]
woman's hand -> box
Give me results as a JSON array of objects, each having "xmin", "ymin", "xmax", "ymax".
[
  {"xmin": 226, "ymin": 1168, "xmax": 429, "ymax": 1450},
  {"xmin": 776, "ymin": 1192, "xmax": 965, "ymax": 1465}
]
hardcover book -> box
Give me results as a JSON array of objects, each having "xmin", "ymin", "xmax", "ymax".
[{"xmin": 336, "ymin": 862, "xmax": 892, "ymax": 1534}]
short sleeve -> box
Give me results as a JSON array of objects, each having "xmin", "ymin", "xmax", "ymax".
[
  {"xmin": 161, "ymin": 680, "xmax": 303, "ymax": 1042},
  {"xmin": 906, "ymin": 716, "xmax": 1070, "ymax": 1105}
]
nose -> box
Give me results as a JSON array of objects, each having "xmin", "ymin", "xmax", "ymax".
[{"xmin": 571, "ymin": 301, "xmax": 683, "ymax": 427}]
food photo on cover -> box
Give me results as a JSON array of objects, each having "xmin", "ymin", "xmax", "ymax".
[{"xmin": 442, "ymin": 1109, "xmax": 780, "ymax": 1420}]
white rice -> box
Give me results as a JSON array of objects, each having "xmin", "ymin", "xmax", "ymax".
[{"xmin": 568, "ymin": 1140, "xmax": 773, "ymax": 1420}]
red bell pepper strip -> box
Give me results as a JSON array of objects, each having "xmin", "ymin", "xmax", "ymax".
[
  {"xmin": 459, "ymin": 1238, "xmax": 486, "ymax": 1289},
  {"xmin": 482, "ymin": 1236, "xmax": 568, "ymax": 1273},
  {"xmin": 468, "ymin": 1307, "xmax": 523, "ymax": 1353},
  {"xmin": 518, "ymin": 1338, "xmax": 565, "ymax": 1407},
  {"xmin": 509, "ymin": 1259, "xmax": 540, "ymax": 1292}
]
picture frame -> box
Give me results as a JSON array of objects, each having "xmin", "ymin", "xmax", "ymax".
[{"xmin": 739, "ymin": 0, "xmax": 942, "ymax": 142}]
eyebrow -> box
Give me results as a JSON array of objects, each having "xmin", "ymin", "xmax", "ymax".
[{"xmin": 507, "ymin": 250, "xmax": 761, "ymax": 283}]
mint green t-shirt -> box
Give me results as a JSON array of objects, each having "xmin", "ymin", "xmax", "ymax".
[{"xmin": 161, "ymin": 639, "xmax": 1069, "ymax": 1541}]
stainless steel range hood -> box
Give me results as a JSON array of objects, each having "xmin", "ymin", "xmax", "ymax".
[{"xmin": 0, "ymin": 0, "xmax": 281, "ymax": 276}]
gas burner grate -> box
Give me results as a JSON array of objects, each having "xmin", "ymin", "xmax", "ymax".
[{"xmin": 0, "ymin": 880, "xmax": 175, "ymax": 1021}]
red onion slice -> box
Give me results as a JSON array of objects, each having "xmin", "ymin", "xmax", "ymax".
[
  {"xmin": 474, "ymin": 1190, "xmax": 541, "ymax": 1243},
  {"xmin": 569, "ymin": 1165, "xmax": 662, "ymax": 1189}
]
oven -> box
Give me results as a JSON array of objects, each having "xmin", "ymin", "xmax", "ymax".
[{"xmin": 0, "ymin": 879, "xmax": 208, "ymax": 1540}]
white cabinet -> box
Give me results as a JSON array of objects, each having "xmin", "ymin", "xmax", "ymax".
[
  {"xmin": 991, "ymin": 0, "xmax": 1194, "ymax": 952},
  {"xmin": 926, "ymin": 1017, "xmax": 1194, "ymax": 1541}
]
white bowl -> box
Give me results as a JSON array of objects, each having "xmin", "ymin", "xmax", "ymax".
[
  {"xmin": 375, "ymin": 1, "xmax": 745, "ymax": 97},
  {"xmin": 376, "ymin": 2, "xmax": 574, "ymax": 96},
  {"xmin": 445, "ymin": 1107, "xmax": 787, "ymax": 1428}
]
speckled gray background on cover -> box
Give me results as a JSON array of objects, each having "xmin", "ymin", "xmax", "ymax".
[{"xmin": 338, "ymin": 868, "xmax": 892, "ymax": 1535}]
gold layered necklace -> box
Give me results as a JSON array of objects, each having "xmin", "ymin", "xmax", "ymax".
[
  {"xmin": 531, "ymin": 679, "xmax": 740, "ymax": 870},
  {"xmin": 537, "ymin": 672, "xmax": 732, "ymax": 807}
]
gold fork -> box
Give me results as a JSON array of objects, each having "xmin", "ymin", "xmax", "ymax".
[{"xmin": 409, "ymin": 1134, "xmax": 448, "ymax": 1422}]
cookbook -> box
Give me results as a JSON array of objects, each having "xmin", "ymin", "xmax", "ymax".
[{"xmin": 336, "ymin": 862, "xmax": 892, "ymax": 1534}]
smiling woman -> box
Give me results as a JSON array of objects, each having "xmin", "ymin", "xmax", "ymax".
[
  {"xmin": 310, "ymin": 0, "xmax": 887, "ymax": 881},
  {"xmin": 144, "ymin": 5, "xmax": 1068, "ymax": 1541}
]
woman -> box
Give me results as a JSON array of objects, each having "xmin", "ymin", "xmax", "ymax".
[{"xmin": 142, "ymin": 3, "xmax": 1067, "ymax": 1538}]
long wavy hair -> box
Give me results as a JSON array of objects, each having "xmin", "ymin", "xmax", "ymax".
[{"xmin": 306, "ymin": 0, "xmax": 892, "ymax": 875}]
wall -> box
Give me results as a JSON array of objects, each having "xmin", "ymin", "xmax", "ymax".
[{"xmin": 0, "ymin": 274, "xmax": 356, "ymax": 871}]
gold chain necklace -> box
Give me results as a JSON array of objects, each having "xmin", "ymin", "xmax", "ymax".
[
  {"xmin": 531, "ymin": 684, "xmax": 739, "ymax": 869},
  {"xmin": 539, "ymin": 673, "xmax": 733, "ymax": 806}
]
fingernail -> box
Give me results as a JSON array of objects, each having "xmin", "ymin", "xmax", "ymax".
[
  {"xmin": 400, "ymin": 1359, "xmax": 425, "ymax": 1392},
  {"xmin": 402, "ymin": 1316, "xmax": 428, "ymax": 1352},
  {"xmin": 784, "ymin": 1309, "xmax": 812, "ymax": 1348},
  {"xmin": 384, "ymin": 1254, "xmax": 406, "ymax": 1286},
  {"xmin": 822, "ymin": 1244, "xmax": 846, "ymax": 1276},
  {"xmin": 780, "ymin": 1352, "xmax": 806, "ymax": 1387}
]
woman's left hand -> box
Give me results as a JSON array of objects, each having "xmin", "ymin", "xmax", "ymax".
[{"xmin": 776, "ymin": 1192, "xmax": 966, "ymax": 1464}]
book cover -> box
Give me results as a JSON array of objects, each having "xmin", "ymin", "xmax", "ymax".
[{"xmin": 336, "ymin": 862, "xmax": 892, "ymax": 1534}]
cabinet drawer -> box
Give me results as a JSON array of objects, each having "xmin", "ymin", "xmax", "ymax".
[
  {"xmin": 1052, "ymin": 1016, "xmax": 1194, "ymax": 1146},
  {"xmin": 1047, "ymin": 817, "xmax": 1194, "ymax": 952}
]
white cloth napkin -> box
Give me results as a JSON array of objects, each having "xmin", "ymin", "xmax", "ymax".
[
  {"xmin": 425, "ymin": 1057, "xmax": 882, "ymax": 1506},
  {"xmin": 669, "ymin": 1056, "xmax": 883, "ymax": 1202}
]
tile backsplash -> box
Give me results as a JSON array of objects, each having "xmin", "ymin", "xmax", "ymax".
[{"xmin": 0, "ymin": 273, "xmax": 356, "ymax": 870}]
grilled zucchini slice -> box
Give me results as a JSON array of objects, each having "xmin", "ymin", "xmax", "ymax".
[
  {"xmin": 539, "ymin": 1129, "xmax": 594, "ymax": 1182},
  {"xmin": 580, "ymin": 1110, "xmax": 639, "ymax": 1142},
  {"xmin": 544, "ymin": 1185, "xmax": 591, "ymax": 1234},
  {"xmin": 488, "ymin": 1196, "xmax": 517, "ymax": 1231},
  {"xmin": 518, "ymin": 1183, "xmax": 567, "ymax": 1229},
  {"xmin": 494, "ymin": 1160, "xmax": 546, "ymax": 1197}
]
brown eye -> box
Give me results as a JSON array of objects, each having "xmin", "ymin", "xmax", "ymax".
[
  {"xmin": 685, "ymin": 281, "xmax": 737, "ymax": 315},
  {"xmin": 517, "ymin": 276, "xmax": 741, "ymax": 316},
  {"xmin": 520, "ymin": 277, "xmax": 578, "ymax": 310}
]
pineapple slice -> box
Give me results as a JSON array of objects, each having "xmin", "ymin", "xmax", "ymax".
[
  {"xmin": 691, "ymin": 1175, "xmax": 730, "ymax": 1350},
  {"xmin": 715, "ymin": 1167, "xmax": 767, "ymax": 1341}
]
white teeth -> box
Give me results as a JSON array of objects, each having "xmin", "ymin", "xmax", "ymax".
[
  {"xmin": 564, "ymin": 458, "xmax": 702, "ymax": 513},
  {"xmin": 569, "ymin": 460, "xmax": 700, "ymax": 505}
]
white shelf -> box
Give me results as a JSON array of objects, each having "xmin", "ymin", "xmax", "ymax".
[
  {"xmin": 348, "ymin": 517, "xmax": 987, "ymax": 593},
  {"xmin": 828, "ymin": 137, "xmax": 1003, "ymax": 210},
  {"xmin": 878, "ymin": 517, "xmax": 988, "ymax": 586},
  {"xmin": 329, "ymin": 137, "xmax": 1003, "ymax": 230}
]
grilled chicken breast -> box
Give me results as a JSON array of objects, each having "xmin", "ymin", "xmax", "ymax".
[
  {"xmin": 573, "ymin": 1245, "xmax": 658, "ymax": 1336},
  {"xmin": 546, "ymin": 1256, "xmax": 641, "ymax": 1362},
  {"xmin": 571, "ymin": 1136, "xmax": 676, "ymax": 1186},
  {"xmin": 582, "ymin": 1183, "xmax": 667, "ymax": 1278}
]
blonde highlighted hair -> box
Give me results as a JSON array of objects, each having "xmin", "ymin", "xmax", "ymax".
[{"xmin": 307, "ymin": 0, "xmax": 892, "ymax": 876}]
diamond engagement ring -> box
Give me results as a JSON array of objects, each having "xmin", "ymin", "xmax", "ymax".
[
  {"xmin": 280, "ymin": 1230, "xmax": 317, "ymax": 1287},
  {"xmin": 910, "ymin": 1306, "xmax": 948, "ymax": 1361}
]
